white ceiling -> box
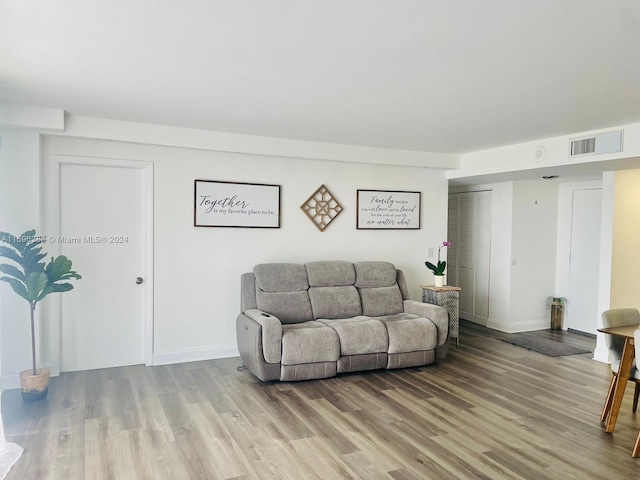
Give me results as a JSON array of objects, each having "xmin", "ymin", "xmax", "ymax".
[{"xmin": 2, "ymin": 0, "xmax": 640, "ymax": 155}]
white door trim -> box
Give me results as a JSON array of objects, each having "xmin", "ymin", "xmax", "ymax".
[
  {"xmin": 556, "ymin": 181, "xmax": 602, "ymax": 300},
  {"xmin": 42, "ymin": 154, "xmax": 154, "ymax": 375},
  {"xmin": 555, "ymin": 180, "xmax": 603, "ymax": 357}
]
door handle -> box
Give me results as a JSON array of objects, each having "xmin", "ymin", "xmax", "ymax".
[{"xmin": 136, "ymin": 277, "xmax": 144, "ymax": 285}]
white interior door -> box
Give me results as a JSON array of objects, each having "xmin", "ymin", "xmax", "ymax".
[
  {"xmin": 566, "ymin": 188, "xmax": 602, "ymax": 333},
  {"xmin": 59, "ymin": 163, "xmax": 147, "ymax": 371}
]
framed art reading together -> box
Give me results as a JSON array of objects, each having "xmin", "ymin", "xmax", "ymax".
[
  {"xmin": 194, "ymin": 180, "xmax": 280, "ymax": 228},
  {"xmin": 356, "ymin": 189, "xmax": 421, "ymax": 230}
]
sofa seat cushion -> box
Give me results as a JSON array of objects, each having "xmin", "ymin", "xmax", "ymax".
[
  {"xmin": 318, "ymin": 316, "xmax": 388, "ymax": 356},
  {"xmin": 281, "ymin": 322, "xmax": 340, "ymax": 365},
  {"xmin": 375, "ymin": 313, "xmax": 438, "ymax": 354}
]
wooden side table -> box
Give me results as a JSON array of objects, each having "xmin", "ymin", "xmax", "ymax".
[{"xmin": 420, "ymin": 285, "xmax": 461, "ymax": 345}]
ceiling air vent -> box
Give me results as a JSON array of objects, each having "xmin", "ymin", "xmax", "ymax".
[{"xmin": 570, "ymin": 130, "xmax": 623, "ymax": 157}]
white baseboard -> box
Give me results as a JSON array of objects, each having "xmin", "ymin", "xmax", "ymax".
[
  {"xmin": 2, "ymin": 347, "xmax": 240, "ymax": 390},
  {"xmin": 2, "ymin": 374, "xmax": 20, "ymax": 391},
  {"xmin": 152, "ymin": 345, "xmax": 240, "ymax": 366},
  {"xmin": 486, "ymin": 317, "xmax": 550, "ymax": 333}
]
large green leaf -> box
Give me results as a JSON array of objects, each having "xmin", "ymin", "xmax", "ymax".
[
  {"xmin": 46, "ymin": 255, "xmax": 81, "ymax": 282},
  {"xmin": 0, "ymin": 264, "xmax": 26, "ymax": 282},
  {"xmin": 0, "ymin": 245, "xmax": 22, "ymax": 265},
  {"xmin": 23, "ymin": 253, "xmax": 46, "ymax": 274},
  {"xmin": 37, "ymin": 282, "xmax": 74, "ymax": 302},
  {"xmin": 13, "ymin": 230, "xmax": 37, "ymax": 253},
  {"xmin": 425, "ymin": 260, "xmax": 446, "ymax": 275},
  {"xmin": 24, "ymin": 230, "xmax": 40, "ymax": 248},
  {"xmin": 23, "ymin": 244, "xmax": 43, "ymax": 262},
  {"xmin": 2, "ymin": 229, "xmax": 44, "ymax": 250},
  {"xmin": 0, "ymin": 277, "xmax": 30, "ymax": 302},
  {"xmin": 25, "ymin": 271, "xmax": 48, "ymax": 301},
  {"xmin": 2, "ymin": 230, "xmax": 81, "ymax": 308},
  {"xmin": 58, "ymin": 272, "xmax": 82, "ymax": 281},
  {"xmin": 0, "ymin": 231, "xmax": 19, "ymax": 248}
]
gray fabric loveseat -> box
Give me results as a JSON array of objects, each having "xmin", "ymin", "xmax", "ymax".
[{"xmin": 236, "ymin": 260, "xmax": 449, "ymax": 382}]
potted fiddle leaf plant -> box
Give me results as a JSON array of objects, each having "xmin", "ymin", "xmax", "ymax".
[{"xmin": 0, "ymin": 230, "xmax": 81, "ymax": 401}]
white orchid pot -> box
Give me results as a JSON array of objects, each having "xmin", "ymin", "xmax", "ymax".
[{"xmin": 434, "ymin": 275, "xmax": 444, "ymax": 288}]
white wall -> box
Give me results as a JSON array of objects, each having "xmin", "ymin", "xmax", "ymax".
[
  {"xmin": 610, "ymin": 169, "xmax": 640, "ymax": 310},
  {"xmin": 1, "ymin": 119, "xmax": 450, "ymax": 387},
  {"xmin": 5, "ymin": 112, "xmax": 637, "ymax": 383},
  {"xmin": 509, "ymin": 181, "xmax": 558, "ymax": 330},
  {"xmin": 450, "ymin": 180, "xmax": 559, "ymax": 333},
  {"xmin": 485, "ymin": 183, "xmax": 514, "ymax": 332},
  {"xmin": 594, "ymin": 173, "xmax": 615, "ymax": 362},
  {"xmin": 0, "ymin": 129, "xmax": 43, "ymax": 384}
]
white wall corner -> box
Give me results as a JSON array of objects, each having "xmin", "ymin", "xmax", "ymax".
[
  {"xmin": 0, "ymin": 104, "xmax": 65, "ymax": 131},
  {"xmin": 593, "ymin": 339, "xmax": 610, "ymax": 363}
]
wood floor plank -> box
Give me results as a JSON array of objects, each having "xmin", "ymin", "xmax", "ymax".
[
  {"xmin": 290, "ymin": 437, "xmax": 359, "ymax": 480},
  {"xmin": 4, "ymin": 321, "xmax": 640, "ymax": 479}
]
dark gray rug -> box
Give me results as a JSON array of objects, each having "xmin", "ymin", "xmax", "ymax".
[{"xmin": 499, "ymin": 333, "xmax": 591, "ymax": 357}]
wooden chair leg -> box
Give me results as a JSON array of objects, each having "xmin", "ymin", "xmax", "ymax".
[
  {"xmin": 602, "ymin": 374, "xmax": 617, "ymax": 422},
  {"xmin": 633, "ymin": 430, "xmax": 640, "ymax": 457},
  {"xmin": 634, "ymin": 383, "xmax": 640, "ymax": 413}
]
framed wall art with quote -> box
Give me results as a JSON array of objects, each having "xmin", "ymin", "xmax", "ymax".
[
  {"xmin": 356, "ymin": 189, "xmax": 420, "ymax": 230},
  {"xmin": 194, "ymin": 180, "xmax": 281, "ymax": 228}
]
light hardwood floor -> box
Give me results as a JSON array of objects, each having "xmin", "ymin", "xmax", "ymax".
[{"xmin": 4, "ymin": 321, "xmax": 640, "ymax": 479}]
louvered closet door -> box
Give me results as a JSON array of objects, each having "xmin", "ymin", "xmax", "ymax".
[
  {"xmin": 448, "ymin": 190, "xmax": 492, "ymax": 325},
  {"xmin": 457, "ymin": 193, "xmax": 475, "ymax": 319}
]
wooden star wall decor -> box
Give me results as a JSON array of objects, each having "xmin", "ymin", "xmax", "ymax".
[{"xmin": 300, "ymin": 184, "xmax": 343, "ymax": 231}]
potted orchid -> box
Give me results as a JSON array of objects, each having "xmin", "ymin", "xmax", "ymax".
[{"xmin": 426, "ymin": 241, "xmax": 451, "ymax": 287}]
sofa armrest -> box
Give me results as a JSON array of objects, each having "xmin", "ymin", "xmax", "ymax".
[
  {"xmin": 403, "ymin": 300, "xmax": 449, "ymax": 346},
  {"xmin": 243, "ymin": 309, "xmax": 283, "ymax": 363}
]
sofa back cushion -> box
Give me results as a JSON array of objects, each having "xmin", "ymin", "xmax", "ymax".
[
  {"xmin": 309, "ymin": 286, "xmax": 362, "ymax": 319},
  {"xmin": 306, "ymin": 261, "xmax": 362, "ymax": 319},
  {"xmin": 254, "ymin": 263, "xmax": 313, "ymax": 324},
  {"xmin": 256, "ymin": 291, "xmax": 314, "ymax": 324},
  {"xmin": 358, "ymin": 286, "xmax": 403, "ymax": 316},
  {"xmin": 254, "ymin": 263, "xmax": 309, "ymax": 292},
  {"xmin": 306, "ymin": 261, "xmax": 356, "ymax": 287},
  {"xmin": 354, "ymin": 261, "xmax": 403, "ymax": 316},
  {"xmin": 354, "ymin": 261, "xmax": 397, "ymax": 288}
]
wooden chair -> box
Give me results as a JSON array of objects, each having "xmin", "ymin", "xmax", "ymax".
[
  {"xmin": 600, "ymin": 308, "xmax": 640, "ymax": 425},
  {"xmin": 633, "ymin": 329, "xmax": 640, "ymax": 457}
]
